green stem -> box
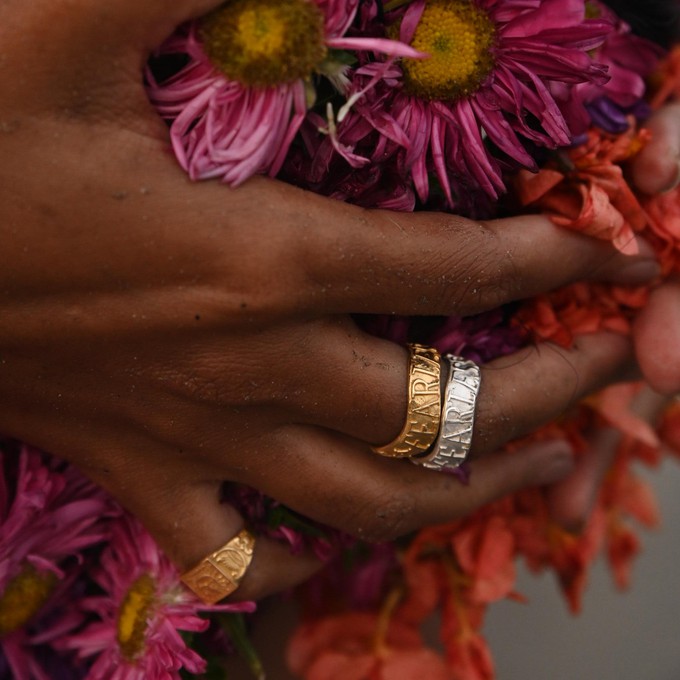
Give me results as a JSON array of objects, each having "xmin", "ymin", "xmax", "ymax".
[{"xmin": 218, "ymin": 613, "xmax": 266, "ymax": 680}]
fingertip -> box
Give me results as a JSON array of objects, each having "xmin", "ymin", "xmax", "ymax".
[
  {"xmin": 632, "ymin": 105, "xmax": 680, "ymax": 195},
  {"xmin": 474, "ymin": 439, "xmax": 575, "ymax": 498},
  {"xmin": 522, "ymin": 439, "xmax": 576, "ymax": 486},
  {"xmin": 633, "ymin": 282, "xmax": 680, "ymax": 394},
  {"xmin": 632, "ymin": 146, "xmax": 680, "ymax": 195}
]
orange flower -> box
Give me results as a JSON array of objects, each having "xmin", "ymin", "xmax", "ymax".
[
  {"xmin": 601, "ymin": 455, "xmax": 660, "ymax": 530},
  {"xmin": 548, "ymin": 509, "xmax": 608, "ymax": 614},
  {"xmin": 442, "ymin": 629, "xmax": 494, "ymax": 680},
  {"xmin": 642, "ymin": 189, "xmax": 680, "ymax": 276},
  {"xmin": 586, "ymin": 383, "xmax": 659, "ymax": 448},
  {"xmin": 649, "ymin": 45, "xmax": 680, "ymax": 109},
  {"xmin": 515, "ymin": 282, "xmax": 646, "ymax": 348},
  {"xmin": 659, "ymin": 400, "xmax": 680, "ymax": 460},
  {"xmin": 452, "ymin": 515, "xmax": 516, "ymax": 604},
  {"xmin": 287, "ymin": 612, "xmax": 451, "ymax": 680},
  {"xmin": 606, "ymin": 521, "xmax": 641, "ymax": 590},
  {"xmin": 398, "ymin": 556, "xmax": 446, "ymax": 626},
  {"xmin": 514, "ymin": 125, "xmax": 649, "ymax": 254}
]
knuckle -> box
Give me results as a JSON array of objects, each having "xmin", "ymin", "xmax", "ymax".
[
  {"xmin": 438, "ymin": 220, "xmax": 520, "ymax": 314},
  {"xmin": 347, "ymin": 490, "xmax": 417, "ymax": 543}
]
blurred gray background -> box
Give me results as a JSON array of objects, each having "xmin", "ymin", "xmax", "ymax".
[
  {"xmin": 230, "ymin": 458, "xmax": 680, "ymax": 679},
  {"xmin": 484, "ymin": 458, "xmax": 680, "ymax": 680}
]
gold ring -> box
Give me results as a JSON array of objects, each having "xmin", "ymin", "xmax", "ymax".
[
  {"xmin": 373, "ymin": 343, "xmax": 442, "ymax": 458},
  {"xmin": 180, "ymin": 529, "xmax": 255, "ymax": 604}
]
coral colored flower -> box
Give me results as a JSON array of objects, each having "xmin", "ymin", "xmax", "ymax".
[
  {"xmin": 649, "ymin": 45, "xmax": 680, "ymax": 109},
  {"xmin": 642, "ymin": 189, "xmax": 680, "ymax": 276},
  {"xmin": 62, "ymin": 514, "xmax": 255, "ymax": 680},
  {"xmin": 442, "ymin": 628, "xmax": 494, "ymax": 680},
  {"xmin": 344, "ymin": 0, "xmax": 611, "ymax": 208},
  {"xmin": 586, "ymin": 383, "xmax": 659, "ymax": 448},
  {"xmin": 547, "ymin": 512, "xmax": 607, "ymax": 614},
  {"xmin": 397, "ymin": 523, "xmax": 459, "ymax": 625},
  {"xmin": 515, "ymin": 124, "xmax": 650, "ymax": 254},
  {"xmin": 287, "ymin": 612, "xmax": 450, "ymax": 680},
  {"xmin": 515, "ymin": 281, "xmax": 646, "ymax": 348},
  {"xmin": 148, "ymin": 0, "xmax": 418, "ymax": 186},
  {"xmin": 0, "ymin": 445, "xmax": 116, "ymax": 680},
  {"xmin": 452, "ymin": 515, "xmax": 516, "ymax": 604},
  {"xmin": 606, "ymin": 522, "xmax": 640, "ymax": 589},
  {"xmin": 659, "ymin": 400, "xmax": 680, "ymax": 459}
]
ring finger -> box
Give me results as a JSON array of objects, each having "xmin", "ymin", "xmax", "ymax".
[{"xmin": 282, "ymin": 325, "xmax": 637, "ymax": 453}]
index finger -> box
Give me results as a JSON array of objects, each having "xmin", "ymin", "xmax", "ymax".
[{"xmin": 268, "ymin": 180, "xmax": 660, "ymax": 317}]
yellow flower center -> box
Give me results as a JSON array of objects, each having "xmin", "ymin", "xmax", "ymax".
[
  {"xmin": 200, "ymin": 0, "xmax": 328, "ymax": 87},
  {"xmin": 117, "ymin": 574, "xmax": 156, "ymax": 661},
  {"xmin": 0, "ymin": 566, "xmax": 57, "ymax": 636},
  {"xmin": 401, "ymin": 0, "xmax": 496, "ymax": 101}
]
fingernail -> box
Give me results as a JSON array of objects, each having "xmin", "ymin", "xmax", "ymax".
[
  {"xmin": 531, "ymin": 441, "xmax": 575, "ymax": 485},
  {"xmin": 614, "ymin": 258, "xmax": 661, "ymax": 285}
]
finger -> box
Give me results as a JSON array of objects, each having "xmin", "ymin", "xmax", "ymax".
[
  {"xmin": 631, "ymin": 102, "xmax": 680, "ymax": 194},
  {"xmin": 237, "ymin": 427, "xmax": 574, "ymax": 543},
  {"xmin": 473, "ymin": 332, "xmax": 638, "ymax": 454},
  {"xmin": 546, "ymin": 428, "xmax": 619, "ymax": 532},
  {"xmin": 633, "ymin": 280, "xmax": 680, "ymax": 394},
  {"xmin": 291, "ymin": 328, "xmax": 635, "ymax": 453},
  {"xmin": 257, "ymin": 179, "xmax": 660, "ymax": 316},
  {"xmin": 252, "ymin": 320, "xmax": 635, "ymax": 454},
  {"xmin": 547, "ymin": 386, "xmax": 671, "ymax": 531},
  {"xmin": 123, "ymin": 477, "xmax": 322, "ymax": 602},
  {"xmin": 18, "ymin": 141, "xmax": 659, "ymax": 323}
]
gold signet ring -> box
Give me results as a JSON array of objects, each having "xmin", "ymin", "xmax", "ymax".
[{"xmin": 180, "ymin": 529, "xmax": 255, "ymax": 604}]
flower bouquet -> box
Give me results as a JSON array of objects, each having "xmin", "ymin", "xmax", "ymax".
[{"xmin": 3, "ymin": 0, "xmax": 680, "ymax": 678}]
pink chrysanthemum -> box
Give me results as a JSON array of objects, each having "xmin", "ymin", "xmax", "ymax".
[
  {"xmin": 62, "ymin": 514, "xmax": 255, "ymax": 680},
  {"xmin": 147, "ymin": 0, "xmax": 418, "ymax": 186},
  {"xmin": 346, "ymin": 0, "xmax": 612, "ymax": 208},
  {"xmin": 552, "ymin": 1, "xmax": 665, "ymax": 135},
  {"xmin": 0, "ymin": 444, "xmax": 117, "ymax": 680}
]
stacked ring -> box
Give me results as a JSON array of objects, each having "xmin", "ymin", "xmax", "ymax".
[
  {"xmin": 373, "ymin": 343, "xmax": 442, "ymax": 458},
  {"xmin": 180, "ymin": 529, "xmax": 256, "ymax": 604},
  {"xmin": 412, "ymin": 354, "xmax": 481, "ymax": 471}
]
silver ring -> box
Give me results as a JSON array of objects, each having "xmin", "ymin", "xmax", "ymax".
[{"xmin": 412, "ymin": 354, "xmax": 481, "ymax": 471}]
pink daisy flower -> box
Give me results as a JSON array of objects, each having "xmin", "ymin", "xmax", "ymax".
[
  {"xmin": 62, "ymin": 514, "xmax": 255, "ymax": 680},
  {"xmin": 147, "ymin": 0, "xmax": 418, "ymax": 186},
  {"xmin": 346, "ymin": 0, "xmax": 613, "ymax": 208},
  {"xmin": 561, "ymin": 0, "xmax": 665, "ymax": 134},
  {"xmin": 0, "ymin": 444, "xmax": 117, "ymax": 680}
]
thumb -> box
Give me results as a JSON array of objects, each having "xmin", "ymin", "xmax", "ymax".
[
  {"xmin": 16, "ymin": 0, "xmax": 224, "ymax": 58},
  {"xmin": 631, "ymin": 103, "xmax": 680, "ymax": 195},
  {"xmin": 633, "ymin": 281, "xmax": 680, "ymax": 394},
  {"xmin": 96, "ymin": 0, "xmax": 225, "ymax": 48}
]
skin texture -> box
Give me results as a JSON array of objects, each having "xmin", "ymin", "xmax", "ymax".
[{"xmin": 0, "ymin": 0, "xmax": 678, "ymax": 600}]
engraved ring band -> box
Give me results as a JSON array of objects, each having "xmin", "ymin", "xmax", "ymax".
[
  {"xmin": 411, "ymin": 354, "xmax": 481, "ymax": 472},
  {"xmin": 180, "ymin": 528, "xmax": 256, "ymax": 604}
]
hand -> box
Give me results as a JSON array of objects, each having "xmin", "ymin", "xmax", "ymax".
[
  {"xmin": 0, "ymin": 0, "xmax": 661, "ymax": 600},
  {"xmin": 631, "ymin": 102, "xmax": 680, "ymax": 394},
  {"xmin": 548, "ymin": 101, "xmax": 680, "ymax": 529}
]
